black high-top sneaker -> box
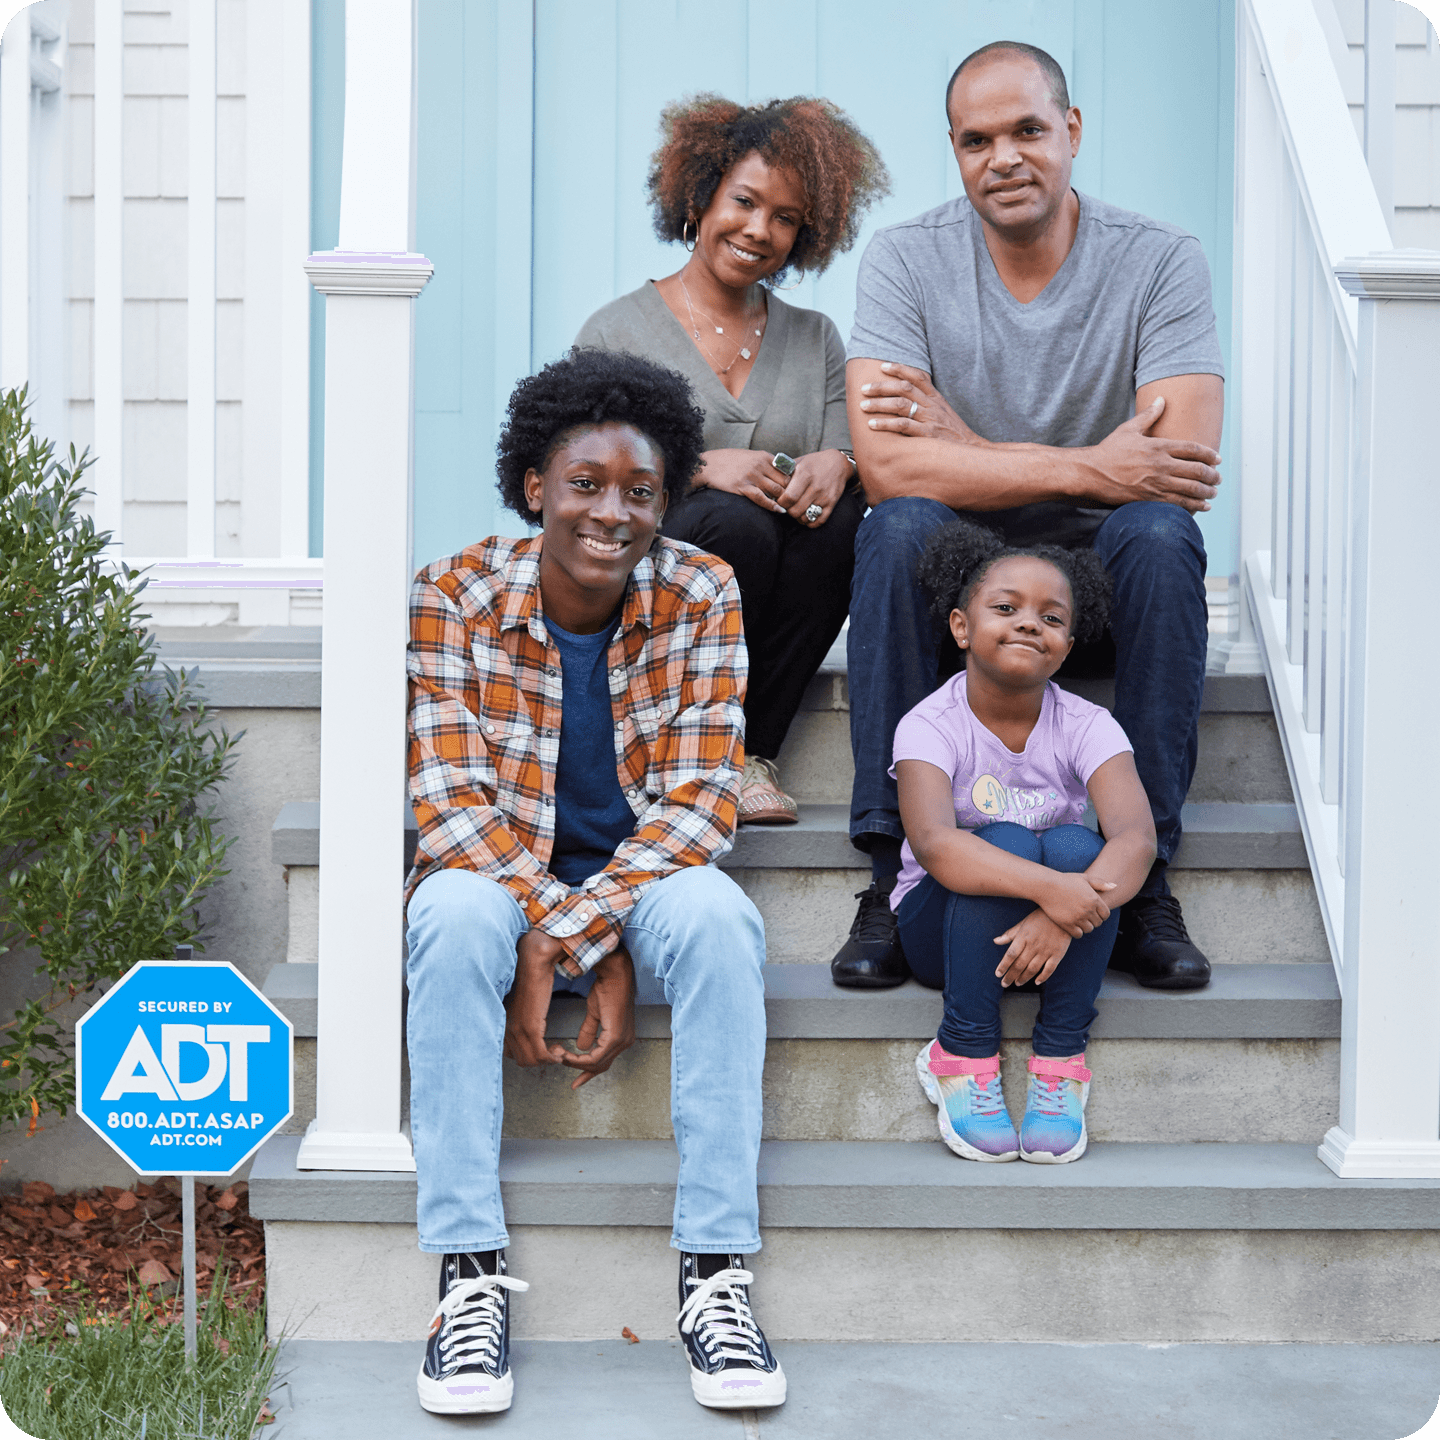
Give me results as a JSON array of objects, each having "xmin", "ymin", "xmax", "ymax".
[
  {"xmin": 416, "ymin": 1250, "xmax": 529, "ymax": 1414},
  {"xmin": 676, "ymin": 1252, "xmax": 786, "ymax": 1410}
]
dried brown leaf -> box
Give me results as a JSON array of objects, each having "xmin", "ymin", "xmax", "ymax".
[
  {"xmin": 136, "ymin": 1259, "xmax": 172, "ymax": 1286},
  {"xmin": 111, "ymin": 1191, "xmax": 137, "ymax": 1212},
  {"xmin": 73, "ymin": 1200, "xmax": 96, "ymax": 1223},
  {"xmin": 621, "ymin": 1326, "xmax": 640, "ymax": 1344}
]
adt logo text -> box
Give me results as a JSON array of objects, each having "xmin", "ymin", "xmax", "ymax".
[{"xmin": 76, "ymin": 961, "xmax": 293, "ymax": 1176}]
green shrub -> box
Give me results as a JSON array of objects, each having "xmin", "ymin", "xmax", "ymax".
[{"xmin": 0, "ymin": 389, "xmax": 237, "ymax": 1129}]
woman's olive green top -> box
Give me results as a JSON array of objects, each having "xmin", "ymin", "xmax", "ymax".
[{"xmin": 574, "ymin": 280, "xmax": 852, "ymax": 459}]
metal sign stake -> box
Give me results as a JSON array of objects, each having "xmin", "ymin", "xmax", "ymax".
[{"xmin": 182, "ymin": 1173, "xmax": 197, "ymax": 1360}]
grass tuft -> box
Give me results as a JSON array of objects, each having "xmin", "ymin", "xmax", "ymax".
[{"xmin": 0, "ymin": 1265, "xmax": 280, "ymax": 1440}]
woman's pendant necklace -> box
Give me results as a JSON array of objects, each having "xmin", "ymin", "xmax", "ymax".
[{"xmin": 679, "ymin": 273, "xmax": 766, "ymax": 374}]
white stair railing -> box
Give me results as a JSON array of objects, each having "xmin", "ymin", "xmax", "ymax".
[{"xmin": 1237, "ymin": 0, "xmax": 1440, "ymax": 1177}]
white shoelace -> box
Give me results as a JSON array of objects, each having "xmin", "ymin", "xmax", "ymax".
[
  {"xmin": 677, "ymin": 1268, "xmax": 767, "ymax": 1366},
  {"xmin": 429, "ymin": 1273, "xmax": 529, "ymax": 1373}
]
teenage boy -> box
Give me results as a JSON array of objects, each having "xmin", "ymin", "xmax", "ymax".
[{"xmin": 405, "ymin": 349, "xmax": 784, "ymax": 1416}]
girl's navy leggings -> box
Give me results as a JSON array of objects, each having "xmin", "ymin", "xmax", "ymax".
[{"xmin": 896, "ymin": 822, "xmax": 1119, "ymax": 1059}]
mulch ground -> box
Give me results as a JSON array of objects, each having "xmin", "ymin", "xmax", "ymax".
[{"xmin": 0, "ymin": 1178, "xmax": 264, "ymax": 1336}]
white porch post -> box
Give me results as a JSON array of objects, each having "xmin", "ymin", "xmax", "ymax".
[
  {"xmin": 1221, "ymin": 1, "xmax": 1277, "ymax": 674},
  {"xmin": 1320, "ymin": 251, "xmax": 1440, "ymax": 1178},
  {"xmin": 0, "ymin": 7, "xmax": 30, "ymax": 393},
  {"xmin": 297, "ymin": 0, "xmax": 431, "ymax": 1172}
]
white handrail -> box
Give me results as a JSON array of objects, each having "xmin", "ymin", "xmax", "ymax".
[
  {"xmin": 1240, "ymin": 0, "xmax": 1440, "ymax": 1179},
  {"xmin": 1244, "ymin": 0, "xmax": 1391, "ymax": 353}
]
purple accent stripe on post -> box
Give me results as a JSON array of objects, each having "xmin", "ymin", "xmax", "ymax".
[
  {"xmin": 307, "ymin": 251, "xmax": 432, "ymax": 265},
  {"xmin": 147, "ymin": 579, "xmax": 324, "ymax": 589}
]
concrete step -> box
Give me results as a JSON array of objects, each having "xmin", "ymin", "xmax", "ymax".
[
  {"xmin": 272, "ymin": 799, "xmax": 1309, "ymax": 872},
  {"xmin": 735, "ymin": 863, "xmax": 1327, "ymax": 967},
  {"xmin": 265, "ymin": 960, "xmax": 1340, "ymax": 1043},
  {"xmin": 778, "ymin": 707, "xmax": 1293, "ymax": 807},
  {"xmin": 780, "ymin": 670, "xmax": 1292, "ymax": 807},
  {"xmin": 267, "ymin": 963, "xmax": 1341, "ymax": 1146},
  {"xmin": 725, "ymin": 802, "xmax": 1308, "ymax": 870},
  {"xmin": 274, "ymin": 799, "xmax": 1326, "ymax": 967},
  {"xmin": 252, "ymin": 1134, "xmax": 1440, "ymax": 1344},
  {"xmin": 270, "ymin": 1337, "xmax": 1440, "ymax": 1440}
]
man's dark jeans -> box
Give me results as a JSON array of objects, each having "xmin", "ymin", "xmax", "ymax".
[{"xmin": 846, "ymin": 497, "xmax": 1208, "ymax": 897}]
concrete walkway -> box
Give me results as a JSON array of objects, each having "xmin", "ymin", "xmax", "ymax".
[{"xmin": 268, "ymin": 1339, "xmax": 1440, "ymax": 1440}]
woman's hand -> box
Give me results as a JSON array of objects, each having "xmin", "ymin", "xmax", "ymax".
[
  {"xmin": 994, "ymin": 908, "xmax": 1072, "ymax": 988},
  {"xmin": 1036, "ymin": 871, "xmax": 1116, "ymax": 937},
  {"xmin": 777, "ymin": 450, "xmax": 853, "ymax": 527},
  {"xmin": 858, "ymin": 363, "xmax": 986, "ymax": 445},
  {"xmin": 695, "ymin": 449, "xmax": 791, "ymax": 514}
]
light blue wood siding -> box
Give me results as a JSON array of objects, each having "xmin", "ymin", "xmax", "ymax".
[{"xmin": 406, "ymin": 0, "xmax": 1236, "ymax": 571}]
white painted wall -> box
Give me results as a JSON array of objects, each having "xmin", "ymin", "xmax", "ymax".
[
  {"xmin": 62, "ymin": 0, "xmax": 311, "ymax": 623},
  {"xmin": 1318, "ymin": 0, "xmax": 1440, "ymax": 245}
]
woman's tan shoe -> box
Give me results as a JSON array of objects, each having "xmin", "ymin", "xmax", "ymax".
[{"xmin": 737, "ymin": 755, "xmax": 799, "ymax": 825}]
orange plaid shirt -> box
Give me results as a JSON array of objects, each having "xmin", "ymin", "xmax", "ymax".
[{"xmin": 405, "ymin": 534, "xmax": 747, "ymax": 971}]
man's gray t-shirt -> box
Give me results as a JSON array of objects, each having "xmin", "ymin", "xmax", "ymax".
[{"xmin": 848, "ymin": 189, "xmax": 1224, "ymax": 545}]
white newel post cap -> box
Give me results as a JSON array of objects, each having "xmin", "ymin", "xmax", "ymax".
[
  {"xmin": 304, "ymin": 250, "xmax": 434, "ymax": 297},
  {"xmin": 1334, "ymin": 249, "xmax": 1440, "ymax": 299}
]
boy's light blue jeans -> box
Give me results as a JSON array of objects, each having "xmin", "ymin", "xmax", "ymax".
[{"xmin": 404, "ymin": 864, "xmax": 767, "ymax": 1256}]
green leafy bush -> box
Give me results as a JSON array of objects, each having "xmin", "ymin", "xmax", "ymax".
[{"xmin": 0, "ymin": 389, "xmax": 237, "ymax": 1129}]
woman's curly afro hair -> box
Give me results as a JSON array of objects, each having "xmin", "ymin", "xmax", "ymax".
[
  {"xmin": 916, "ymin": 519, "xmax": 1113, "ymax": 646},
  {"xmin": 647, "ymin": 93, "xmax": 891, "ymax": 283},
  {"xmin": 495, "ymin": 348, "xmax": 707, "ymax": 524}
]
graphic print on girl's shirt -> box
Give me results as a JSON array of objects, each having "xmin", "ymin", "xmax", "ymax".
[{"xmin": 886, "ymin": 672, "xmax": 1133, "ymax": 911}]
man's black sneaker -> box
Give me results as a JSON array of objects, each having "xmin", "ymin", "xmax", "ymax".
[
  {"xmin": 1108, "ymin": 893, "xmax": 1212, "ymax": 991},
  {"xmin": 416, "ymin": 1251, "xmax": 529, "ymax": 1414},
  {"xmin": 830, "ymin": 881, "xmax": 910, "ymax": 989},
  {"xmin": 677, "ymin": 1252, "xmax": 786, "ymax": 1410}
]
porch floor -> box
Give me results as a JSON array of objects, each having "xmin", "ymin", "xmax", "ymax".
[{"xmin": 268, "ymin": 1339, "xmax": 1440, "ymax": 1438}]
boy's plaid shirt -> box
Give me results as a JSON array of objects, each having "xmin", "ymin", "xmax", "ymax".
[{"xmin": 405, "ymin": 534, "xmax": 747, "ymax": 972}]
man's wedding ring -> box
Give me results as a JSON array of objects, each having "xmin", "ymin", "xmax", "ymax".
[
  {"xmin": 804, "ymin": 503, "xmax": 823, "ymax": 523},
  {"xmin": 908, "ymin": 400, "xmax": 919, "ymax": 419}
]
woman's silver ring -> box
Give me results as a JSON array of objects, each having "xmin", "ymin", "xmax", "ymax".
[
  {"xmin": 908, "ymin": 400, "xmax": 919, "ymax": 419},
  {"xmin": 804, "ymin": 503, "xmax": 823, "ymax": 523}
]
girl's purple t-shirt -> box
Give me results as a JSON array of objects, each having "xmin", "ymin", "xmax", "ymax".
[{"xmin": 888, "ymin": 673, "xmax": 1133, "ymax": 911}]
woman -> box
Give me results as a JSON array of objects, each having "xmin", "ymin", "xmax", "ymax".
[{"xmin": 576, "ymin": 94, "xmax": 889, "ymax": 823}]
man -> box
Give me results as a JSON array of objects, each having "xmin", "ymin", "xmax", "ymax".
[
  {"xmin": 832, "ymin": 41, "xmax": 1224, "ymax": 992},
  {"xmin": 404, "ymin": 349, "xmax": 785, "ymax": 1416}
]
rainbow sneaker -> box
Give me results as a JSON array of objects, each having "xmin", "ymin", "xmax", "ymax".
[
  {"xmin": 1019, "ymin": 1054, "xmax": 1092, "ymax": 1163},
  {"xmin": 914, "ymin": 1041, "xmax": 1019, "ymax": 1161}
]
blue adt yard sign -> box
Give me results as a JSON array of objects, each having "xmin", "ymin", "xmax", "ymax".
[{"xmin": 75, "ymin": 962, "xmax": 293, "ymax": 1176}]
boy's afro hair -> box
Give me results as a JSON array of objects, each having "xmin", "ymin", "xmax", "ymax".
[
  {"xmin": 916, "ymin": 519, "xmax": 1112, "ymax": 646},
  {"xmin": 495, "ymin": 348, "xmax": 707, "ymax": 524}
]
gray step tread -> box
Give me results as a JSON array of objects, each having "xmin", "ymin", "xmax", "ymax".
[
  {"xmin": 270, "ymin": 799, "xmax": 1307, "ymax": 870},
  {"xmin": 250, "ymin": 1134, "xmax": 1440, "ymax": 1230},
  {"xmin": 265, "ymin": 961, "xmax": 1338, "ymax": 1042},
  {"xmin": 727, "ymin": 803, "xmax": 1304, "ymax": 870},
  {"xmin": 158, "ymin": 626, "xmax": 1271, "ymax": 716},
  {"xmin": 271, "ymin": 1337, "xmax": 1440, "ymax": 1440}
]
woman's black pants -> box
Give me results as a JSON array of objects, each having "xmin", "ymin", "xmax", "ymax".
[{"xmin": 662, "ymin": 485, "xmax": 865, "ymax": 760}]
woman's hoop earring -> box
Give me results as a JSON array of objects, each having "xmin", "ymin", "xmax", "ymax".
[
  {"xmin": 682, "ymin": 220, "xmax": 697, "ymax": 252},
  {"xmin": 771, "ymin": 269, "xmax": 804, "ymax": 291}
]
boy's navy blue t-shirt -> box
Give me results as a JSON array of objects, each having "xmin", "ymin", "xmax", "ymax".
[{"xmin": 545, "ymin": 611, "xmax": 637, "ymax": 886}]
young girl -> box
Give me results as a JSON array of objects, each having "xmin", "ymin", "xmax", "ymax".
[{"xmin": 894, "ymin": 521, "xmax": 1157, "ymax": 1164}]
